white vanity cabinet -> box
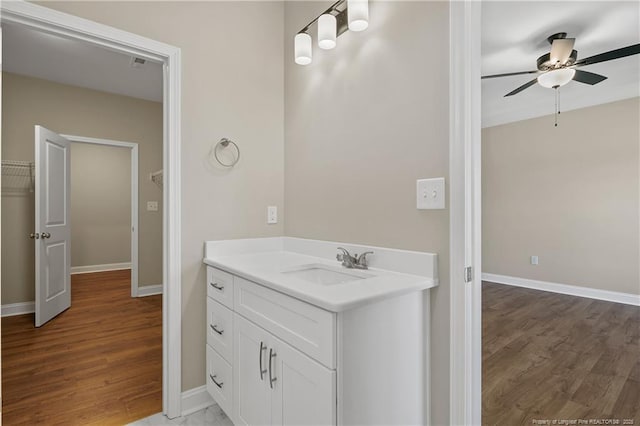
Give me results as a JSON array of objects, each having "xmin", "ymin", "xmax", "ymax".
[
  {"xmin": 205, "ymin": 261, "xmax": 429, "ymax": 426},
  {"xmin": 206, "ymin": 269, "xmax": 337, "ymax": 425}
]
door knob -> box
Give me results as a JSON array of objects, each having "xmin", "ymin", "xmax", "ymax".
[
  {"xmin": 29, "ymin": 232, "xmax": 40, "ymax": 239},
  {"xmin": 40, "ymin": 232, "xmax": 51, "ymax": 239}
]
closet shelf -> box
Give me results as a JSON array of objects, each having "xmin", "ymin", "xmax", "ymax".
[{"xmin": 2, "ymin": 160, "xmax": 35, "ymax": 193}]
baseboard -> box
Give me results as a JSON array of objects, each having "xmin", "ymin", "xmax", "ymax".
[
  {"xmin": 482, "ymin": 273, "xmax": 640, "ymax": 306},
  {"xmin": 1, "ymin": 301, "xmax": 35, "ymax": 317},
  {"xmin": 137, "ymin": 284, "xmax": 163, "ymax": 297},
  {"xmin": 181, "ymin": 385, "xmax": 214, "ymax": 417},
  {"xmin": 71, "ymin": 262, "xmax": 131, "ymax": 274}
]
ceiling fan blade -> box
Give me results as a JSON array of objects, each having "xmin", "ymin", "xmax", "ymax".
[
  {"xmin": 573, "ymin": 69, "xmax": 608, "ymax": 85},
  {"xmin": 482, "ymin": 70, "xmax": 538, "ymax": 79},
  {"xmin": 550, "ymin": 38, "xmax": 575, "ymax": 64},
  {"xmin": 504, "ymin": 78, "xmax": 538, "ymax": 97},
  {"xmin": 575, "ymin": 44, "xmax": 640, "ymax": 67}
]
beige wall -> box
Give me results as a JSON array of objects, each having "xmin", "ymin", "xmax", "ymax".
[
  {"xmin": 36, "ymin": 1, "xmax": 286, "ymax": 391},
  {"xmin": 70, "ymin": 143, "xmax": 131, "ymax": 268},
  {"xmin": 1, "ymin": 72, "xmax": 163, "ymax": 304},
  {"xmin": 32, "ymin": 2, "xmax": 449, "ymax": 414},
  {"xmin": 283, "ymin": 2, "xmax": 450, "ymax": 423},
  {"xmin": 482, "ymin": 97, "xmax": 640, "ymax": 295}
]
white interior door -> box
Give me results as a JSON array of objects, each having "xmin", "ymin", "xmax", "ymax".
[{"xmin": 35, "ymin": 125, "xmax": 72, "ymax": 327}]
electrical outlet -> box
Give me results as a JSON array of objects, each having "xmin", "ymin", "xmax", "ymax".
[
  {"xmin": 147, "ymin": 201, "xmax": 158, "ymax": 212},
  {"xmin": 267, "ymin": 206, "xmax": 278, "ymax": 224},
  {"xmin": 531, "ymin": 255, "xmax": 539, "ymax": 265}
]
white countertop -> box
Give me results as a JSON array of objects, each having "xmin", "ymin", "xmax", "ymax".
[{"xmin": 203, "ymin": 237, "xmax": 438, "ymax": 312}]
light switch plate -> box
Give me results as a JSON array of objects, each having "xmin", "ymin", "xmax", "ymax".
[
  {"xmin": 147, "ymin": 201, "xmax": 158, "ymax": 212},
  {"xmin": 267, "ymin": 206, "xmax": 278, "ymax": 224},
  {"xmin": 416, "ymin": 178, "xmax": 445, "ymax": 210}
]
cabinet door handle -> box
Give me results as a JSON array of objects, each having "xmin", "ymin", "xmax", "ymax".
[
  {"xmin": 210, "ymin": 282, "xmax": 224, "ymax": 291},
  {"xmin": 210, "ymin": 324, "xmax": 224, "ymax": 335},
  {"xmin": 259, "ymin": 341, "xmax": 267, "ymax": 380},
  {"xmin": 268, "ymin": 348, "xmax": 277, "ymax": 389},
  {"xmin": 209, "ymin": 374, "xmax": 224, "ymax": 389}
]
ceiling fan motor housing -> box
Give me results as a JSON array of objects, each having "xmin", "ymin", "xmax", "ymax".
[
  {"xmin": 537, "ymin": 50, "xmax": 578, "ymax": 71},
  {"xmin": 547, "ymin": 32, "xmax": 567, "ymax": 44}
]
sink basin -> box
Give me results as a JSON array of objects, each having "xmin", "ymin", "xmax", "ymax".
[{"xmin": 281, "ymin": 263, "xmax": 372, "ymax": 286}]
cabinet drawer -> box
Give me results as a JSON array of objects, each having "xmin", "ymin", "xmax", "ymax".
[
  {"xmin": 234, "ymin": 277, "xmax": 336, "ymax": 369},
  {"xmin": 207, "ymin": 298, "xmax": 233, "ymax": 362},
  {"xmin": 207, "ymin": 266, "xmax": 234, "ymax": 309},
  {"xmin": 206, "ymin": 344, "xmax": 233, "ymax": 417}
]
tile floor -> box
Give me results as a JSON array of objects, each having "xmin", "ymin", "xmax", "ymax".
[{"xmin": 129, "ymin": 404, "xmax": 233, "ymax": 426}]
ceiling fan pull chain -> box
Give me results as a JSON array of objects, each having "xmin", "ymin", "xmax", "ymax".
[
  {"xmin": 558, "ymin": 87, "xmax": 562, "ymax": 116},
  {"xmin": 554, "ymin": 87, "xmax": 559, "ymax": 127}
]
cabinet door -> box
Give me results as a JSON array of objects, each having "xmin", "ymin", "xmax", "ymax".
[
  {"xmin": 234, "ymin": 314, "xmax": 272, "ymax": 426},
  {"xmin": 270, "ymin": 335, "xmax": 336, "ymax": 426}
]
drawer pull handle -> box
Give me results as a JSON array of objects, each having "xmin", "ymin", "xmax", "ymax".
[
  {"xmin": 210, "ymin": 374, "xmax": 224, "ymax": 389},
  {"xmin": 210, "ymin": 282, "xmax": 224, "ymax": 291},
  {"xmin": 259, "ymin": 341, "xmax": 267, "ymax": 380},
  {"xmin": 210, "ymin": 324, "xmax": 224, "ymax": 335},
  {"xmin": 269, "ymin": 348, "xmax": 277, "ymax": 389}
]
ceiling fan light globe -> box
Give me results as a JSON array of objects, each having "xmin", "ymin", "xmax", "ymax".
[{"xmin": 537, "ymin": 68, "xmax": 576, "ymax": 88}]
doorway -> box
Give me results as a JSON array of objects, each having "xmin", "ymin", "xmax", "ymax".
[
  {"xmin": 449, "ymin": 2, "xmax": 639, "ymax": 423},
  {"xmin": 0, "ymin": 0, "xmax": 182, "ymax": 419},
  {"xmin": 3, "ymin": 50, "xmax": 163, "ymax": 426},
  {"xmin": 67, "ymin": 136, "xmax": 142, "ymax": 298}
]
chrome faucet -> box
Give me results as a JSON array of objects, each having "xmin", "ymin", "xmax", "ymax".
[{"xmin": 336, "ymin": 247, "xmax": 373, "ymax": 270}]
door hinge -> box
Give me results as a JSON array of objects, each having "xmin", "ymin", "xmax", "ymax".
[{"xmin": 464, "ymin": 266, "xmax": 473, "ymax": 283}]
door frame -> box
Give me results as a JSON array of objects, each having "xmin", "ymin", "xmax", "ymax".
[
  {"xmin": 0, "ymin": 1, "xmax": 183, "ymax": 418},
  {"xmin": 64, "ymin": 135, "xmax": 141, "ymax": 298},
  {"xmin": 449, "ymin": 1, "xmax": 482, "ymax": 425}
]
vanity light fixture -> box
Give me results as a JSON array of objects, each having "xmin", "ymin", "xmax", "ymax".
[
  {"xmin": 318, "ymin": 14, "xmax": 337, "ymax": 49},
  {"xmin": 294, "ymin": 0, "xmax": 368, "ymax": 65},
  {"xmin": 294, "ymin": 33, "xmax": 313, "ymax": 65},
  {"xmin": 347, "ymin": 0, "xmax": 369, "ymax": 31}
]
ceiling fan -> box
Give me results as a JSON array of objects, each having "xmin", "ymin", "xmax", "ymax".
[{"xmin": 482, "ymin": 33, "xmax": 640, "ymax": 97}]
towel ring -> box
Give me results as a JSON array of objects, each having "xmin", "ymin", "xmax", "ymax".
[{"xmin": 214, "ymin": 138, "xmax": 240, "ymax": 167}]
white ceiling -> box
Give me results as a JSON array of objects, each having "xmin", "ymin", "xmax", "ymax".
[
  {"xmin": 2, "ymin": 23, "xmax": 163, "ymax": 102},
  {"xmin": 482, "ymin": 1, "xmax": 640, "ymax": 128},
  {"xmin": 3, "ymin": 4, "xmax": 637, "ymax": 120}
]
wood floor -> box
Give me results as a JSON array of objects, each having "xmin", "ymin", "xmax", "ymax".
[
  {"xmin": 483, "ymin": 281, "xmax": 640, "ymax": 425},
  {"xmin": 1, "ymin": 270, "xmax": 162, "ymax": 425}
]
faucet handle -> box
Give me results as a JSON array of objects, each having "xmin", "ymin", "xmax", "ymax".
[
  {"xmin": 337, "ymin": 247, "xmax": 352, "ymax": 259},
  {"xmin": 356, "ymin": 251, "xmax": 374, "ymax": 267},
  {"xmin": 337, "ymin": 247, "xmax": 356, "ymax": 268}
]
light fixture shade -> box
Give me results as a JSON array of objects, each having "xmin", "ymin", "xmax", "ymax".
[
  {"xmin": 318, "ymin": 14, "xmax": 337, "ymax": 50},
  {"xmin": 537, "ymin": 68, "xmax": 576, "ymax": 88},
  {"xmin": 348, "ymin": 0, "xmax": 369, "ymax": 31},
  {"xmin": 294, "ymin": 33, "xmax": 312, "ymax": 65}
]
